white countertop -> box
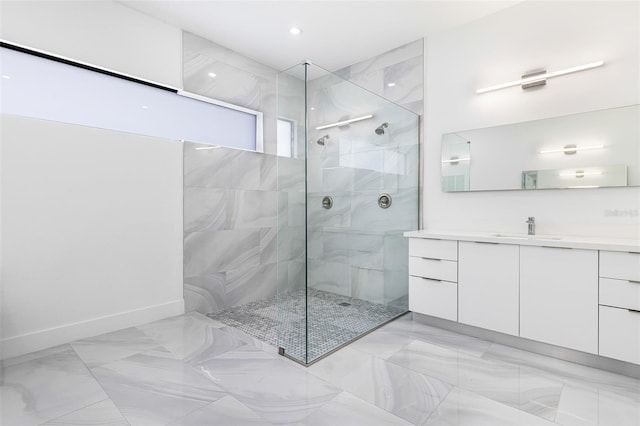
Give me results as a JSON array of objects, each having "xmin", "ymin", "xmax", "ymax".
[{"xmin": 404, "ymin": 230, "xmax": 640, "ymax": 253}]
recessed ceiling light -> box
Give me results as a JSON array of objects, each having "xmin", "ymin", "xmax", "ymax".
[
  {"xmin": 387, "ymin": 82, "xmax": 396, "ymax": 87},
  {"xmin": 208, "ymin": 72, "xmax": 217, "ymax": 78},
  {"xmin": 1, "ymin": 75, "xmax": 10, "ymax": 79},
  {"xmin": 290, "ymin": 27, "xmax": 302, "ymax": 35},
  {"xmin": 141, "ymin": 105, "xmax": 149, "ymax": 109}
]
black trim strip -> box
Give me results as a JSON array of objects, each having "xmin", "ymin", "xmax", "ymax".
[{"xmin": 1, "ymin": 41, "xmax": 177, "ymax": 93}]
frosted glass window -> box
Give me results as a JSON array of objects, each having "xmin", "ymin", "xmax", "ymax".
[
  {"xmin": 0, "ymin": 46, "xmax": 261, "ymax": 151},
  {"xmin": 277, "ymin": 118, "xmax": 294, "ymax": 157}
]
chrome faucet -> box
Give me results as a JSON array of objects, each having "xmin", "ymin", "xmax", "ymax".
[{"xmin": 526, "ymin": 217, "xmax": 536, "ymax": 235}]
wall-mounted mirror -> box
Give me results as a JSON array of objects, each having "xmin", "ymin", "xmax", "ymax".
[{"xmin": 441, "ymin": 104, "xmax": 639, "ymax": 192}]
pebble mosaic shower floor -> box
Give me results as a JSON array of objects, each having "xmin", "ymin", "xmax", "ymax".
[{"xmin": 208, "ymin": 289, "xmax": 407, "ymax": 363}]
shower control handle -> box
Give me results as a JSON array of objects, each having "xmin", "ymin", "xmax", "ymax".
[
  {"xmin": 378, "ymin": 193, "xmax": 392, "ymax": 209},
  {"xmin": 322, "ymin": 196, "xmax": 333, "ymax": 209}
]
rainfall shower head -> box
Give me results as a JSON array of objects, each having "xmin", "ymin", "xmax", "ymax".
[
  {"xmin": 375, "ymin": 122, "xmax": 389, "ymax": 135},
  {"xmin": 317, "ymin": 134, "xmax": 330, "ymax": 146}
]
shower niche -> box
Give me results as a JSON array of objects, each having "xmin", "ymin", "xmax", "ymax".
[{"xmin": 276, "ymin": 62, "xmax": 420, "ymax": 364}]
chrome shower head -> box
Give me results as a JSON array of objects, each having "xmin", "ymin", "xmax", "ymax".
[
  {"xmin": 317, "ymin": 134, "xmax": 330, "ymax": 145},
  {"xmin": 375, "ymin": 122, "xmax": 389, "ymax": 135}
]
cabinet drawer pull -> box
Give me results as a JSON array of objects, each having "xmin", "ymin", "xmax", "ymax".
[
  {"xmin": 629, "ymin": 280, "xmax": 640, "ymax": 285},
  {"xmin": 414, "ymin": 276, "xmax": 443, "ymax": 283},
  {"xmin": 421, "ymin": 257, "xmax": 442, "ymax": 261},
  {"xmin": 629, "ymin": 309, "xmax": 640, "ymax": 314},
  {"xmin": 474, "ymin": 241, "xmax": 499, "ymax": 245}
]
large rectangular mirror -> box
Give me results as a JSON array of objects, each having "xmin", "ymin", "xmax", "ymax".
[{"xmin": 441, "ymin": 104, "xmax": 639, "ymax": 192}]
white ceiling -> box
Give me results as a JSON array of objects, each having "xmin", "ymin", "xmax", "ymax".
[{"xmin": 119, "ymin": 1, "xmax": 521, "ymax": 72}]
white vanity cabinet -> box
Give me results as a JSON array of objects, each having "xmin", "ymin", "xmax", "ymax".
[
  {"xmin": 599, "ymin": 251, "xmax": 640, "ymax": 364},
  {"xmin": 408, "ymin": 238, "xmax": 458, "ymax": 321},
  {"xmin": 520, "ymin": 246, "xmax": 598, "ymax": 354},
  {"xmin": 458, "ymin": 241, "xmax": 519, "ymax": 335}
]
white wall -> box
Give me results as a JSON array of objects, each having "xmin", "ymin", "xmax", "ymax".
[
  {"xmin": 0, "ymin": 1, "xmax": 185, "ymax": 359},
  {"xmin": 0, "ymin": 0, "xmax": 182, "ymax": 88},
  {"xmin": 1, "ymin": 115, "xmax": 184, "ymax": 359},
  {"xmin": 424, "ymin": 1, "xmax": 640, "ymax": 239}
]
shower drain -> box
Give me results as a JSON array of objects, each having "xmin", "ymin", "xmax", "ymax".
[{"xmin": 338, "ymin": 302, "xmax": 351, "ymax": 307}]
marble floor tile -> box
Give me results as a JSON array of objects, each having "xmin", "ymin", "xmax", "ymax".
[
  {"xmin": 42, "ymin": 398, "xmax": 129, "ymax": 426},
  {"xmin": 4, "ymin": 313, "xmax": 640, "ymax": 426},
  {"xmin": 169, "ymin": 395, "xmax": 270, "ymax": 426},
  {"xmin": 194, "ymin": 347, "xmax": 342, "ymax": 424},
  {"xmin": 423, "ymin": 387, "xmax": 557, "ymax": 426},
  {"xmin": 91, "ymin": 353, "xmax": 226, "ymax": 425},
  {"xmin": 556, "ymin": 382, "xmax": 640, "ymax": 426},
  {"xmin": 303, "ymin": 391, "xmax": 414, "ymax": 426},
  {"xmin": 390, "ymin": 315, "xmax": 493, "ymax": 357},
  {"xmin": 137, "ymin": 312, "xmax": 245, "ymax": 362},
  {"xmin": 388, "ymin": 340, "xmax": 563, "ymax": 422},
  {"xmin": 70, "ymin": 327, "xmax": 164, "ymax": 368},
  {"xmin": 308, "ymin": 346, "xmax": 451, "ymax": 425},
  {"xmin": 1, "ymin": 345, "xmax": 108, "ymax": 426},
  {"xmin": 347, "ymin": 322, "xmax": 414, "ymax": 359},
  {"xmin": 483, "ymin": 342, "xmax": 640, "ymax": 397}
]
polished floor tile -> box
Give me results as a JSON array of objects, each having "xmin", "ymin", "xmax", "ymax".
[
  {"xmin": 388, "ymin": 339, "xmax": 564, "ymax": 422},
  {"xmin": 1, "ymin": 345, "xmax": 108, "ymax": 425},
  {"xmin": 70, "ymin": 327, "xmax": 163, "ymax": 368},
  {"xmin": 308, "ymin": 346, "xmax": 451, "ymax": 425},
  {"xmin": 195, "ymin": 346, "xmax": 342, "ymax": 424},
  {"xmin": 423, "ymin": 387, "xmax": 557, "ymax": 426},
  {"xmin": 91, "ymin": 353, "xmax": 226, "ymax": 425},
  {"xmin": 42, "ymin": 398, "xmax": 129, "ymax": 426},
  {"xmin": 169, "ymin": 395, "xmax": 269, "ymax": 426},
  {"xmin": 2, "ymin": 313, "xmax": 639, "ymax": 426}
]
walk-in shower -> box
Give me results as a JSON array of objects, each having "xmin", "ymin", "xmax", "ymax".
[{"xmin": 274, "ymin": 62, "xmax": 419, "ymax": 365}]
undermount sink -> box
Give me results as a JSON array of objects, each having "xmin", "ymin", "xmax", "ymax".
[{"xmin": 491, "ymin": 233, "xmax": 563, "ymax": 240}]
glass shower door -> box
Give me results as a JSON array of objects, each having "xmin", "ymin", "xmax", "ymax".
[{"xmin": 276, "ymin": 62, "xmax": 419, "ymax": 365}]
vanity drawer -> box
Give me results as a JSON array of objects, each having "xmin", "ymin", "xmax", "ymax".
[
  {"xmin": 409, "ymin": 238, "xmax": 457, "ymax": 261},
  {"xmin": 409, "ymin": 276, "xmax": 457, "ymax": 321},
  {"xmin": 600, "ymin": 251, "xmax": 640, "ymax": 281},
  {"xmin": 599, "ymin": 305, "xmax": 640, "ymax": 365},
  {"xmin": 600, "ymin": 277, "xmax": 640, "ymax": 311},
  {"xmin": 409, "ymin": 256, "xmax": 457, "ymax": 282}
]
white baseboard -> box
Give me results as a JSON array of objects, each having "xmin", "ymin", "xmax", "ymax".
[{"xmin": 0, "ymin": 299, "xmax": 185, "ymax": 360}]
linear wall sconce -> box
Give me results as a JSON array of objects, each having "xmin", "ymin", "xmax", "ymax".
[
  {"xmin": 476, "ymin": 60, "xmax": 604, "ymax": 94},
  {"xmin": 559, "ymin": 170, "xmax": 602, "ymax": 178},
  {"xmin": 315, "ymin": 114, "xmax": 373, "ymax": 130},
  {"xmin": 540, "ymin": 144, "xmax": 604, "ymax": 155},
  {"xmin": 442, "ymin": 156, "xmax": 471, "ymax": 164}
]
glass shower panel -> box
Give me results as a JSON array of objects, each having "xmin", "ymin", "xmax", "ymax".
[
  {"xmin": 276, "ymin": 62, "xmax": 419, "ymax": 365},
  {"xmin": 276, "ymin": 64, "xmax": 308, "ymax": 363}
]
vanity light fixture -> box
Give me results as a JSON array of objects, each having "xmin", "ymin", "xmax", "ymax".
[
  {"xmin": 315, "ymin": 114, "xmax": 373, "ymax": 130},
  {"xmin": 567, "ymin": 185, "xmax": 600, "ymax": 189},
  {"xmin": 540, "ymin": 144, "xmax": 604, "ymax": 155},
  {"xmin": 289, "ymin": 27, "xmax": 302, "ymax": 35},
  {"xmin": 442, "ymin": 156, "xmax": 470, "ymax": 164},
  {"xmin": 476, "ymin": 60, "xmax": 604, "ymax": 94},
  {"xmin": 208, "ymin": 72, "xmax": 217, "ymax": 78},
  {"xmin": 559, "ymin": 170, "xmax": 602, "ymax": 178}
]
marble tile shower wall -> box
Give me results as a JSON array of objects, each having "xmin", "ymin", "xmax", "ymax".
[
  {"xmin": 334, "ymin": 39, "xmax": 424, "ymax": 116},
  {"xmin": 182, "ymin": 31, "xmax": 279, "ymax": 155},
  {"xmin": 183, "ymin": 142, "xmax": 280, "ymax": 314},
  {"xmin": 183, "ymin": 32, "xmax": 423, "ymax": 312},
  {"xmin": 305, "ymin": 40, "xmax": 423, "ymax": 304}
]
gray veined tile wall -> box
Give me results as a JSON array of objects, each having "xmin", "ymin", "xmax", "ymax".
[
  {"xmin": 183, "ymin": 31, "xmax": 279, "ymax": 155},
  {"xmin": 183, "ymin": 142, "xmax": 279, "ymax": 314},
  {"xmin": 183, "ymin": 32, "xmax": 424, "ymax": 315}
]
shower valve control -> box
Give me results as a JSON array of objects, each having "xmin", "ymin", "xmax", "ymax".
[
  {"xmin": 322, "ymin": 196, "xmax": 333, "ymax": 209},
  {"xmin": 378, "ymin": 193, "xmax": 392, "ymax": 209}
]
